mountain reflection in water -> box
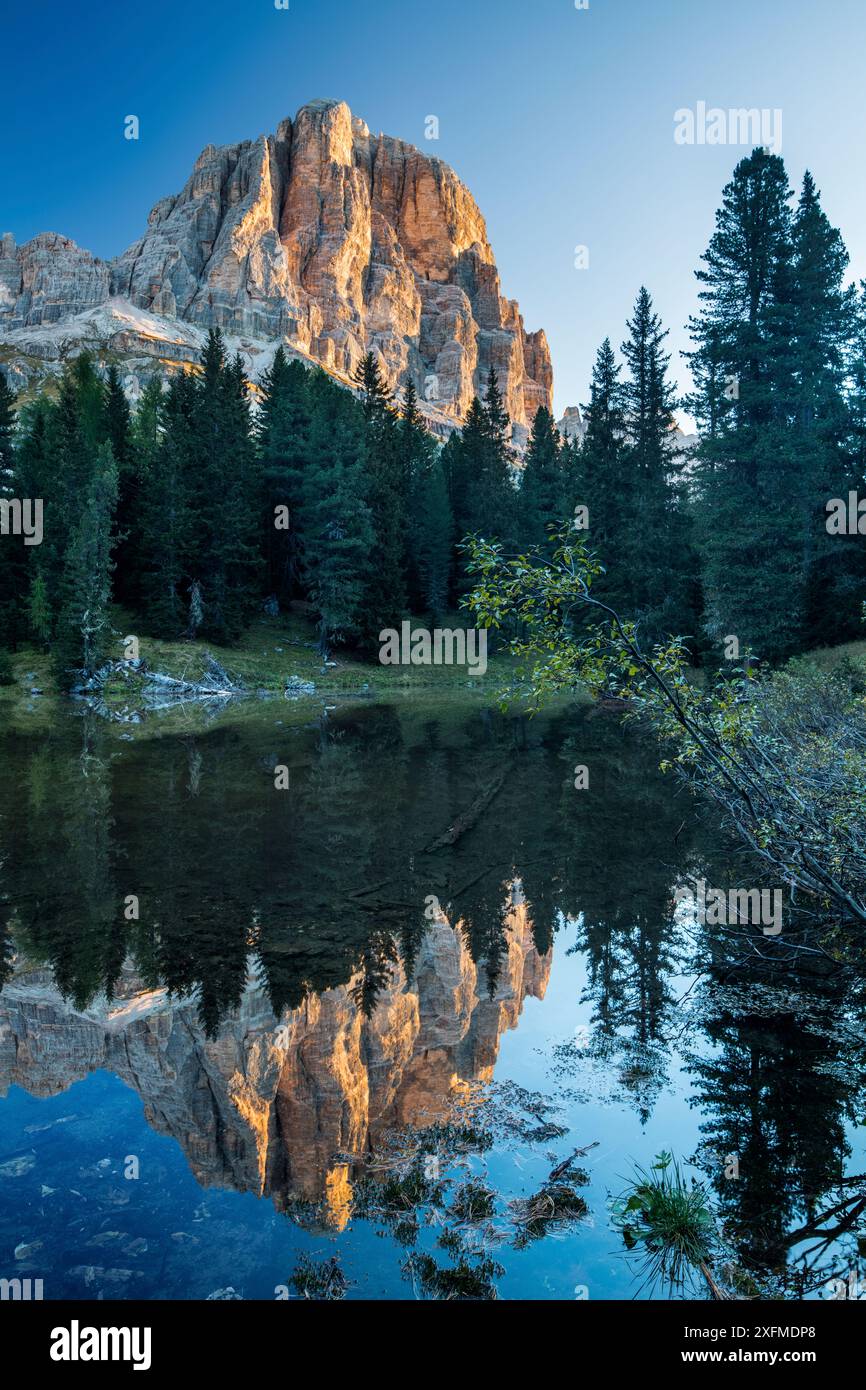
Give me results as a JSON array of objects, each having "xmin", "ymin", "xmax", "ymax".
[{"xmin": 1, "ymin": 700, "xmax": 864, "ymax": 1299}]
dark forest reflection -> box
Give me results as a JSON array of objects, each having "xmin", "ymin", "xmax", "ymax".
[
  {"xmin": 0, "ymin": 702, "xmax": 700, "ymax": 1028},
  {"xmin": 1, "ymin": 700, "xmax": 865, "ymax": 1293}
]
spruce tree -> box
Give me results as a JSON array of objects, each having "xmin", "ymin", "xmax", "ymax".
[
  {"xmin": 400, "ymin": 380, "xmax": 452, "ymax": 611},
  {"xmin": 102, "ymin": 365, "xmax": 136, "ymax": 604},
  {"xmin": 687, "ymin": 149, "xmax": 799, "ymax": 661},
  {"xmin": 519, "ymin": 405, "xmax": 565, "ymax": 553},
  {"xmin": 789, "ymin": 173, "xmax": 859, "ymax": 645},
  {"xmin": 102, "ymin": 365, "xmax": 132, "ymax": 471},
  {"xmin": 577, "ymin": 339, "xmax": 631, "ymax": 615},
  {"xmin": 121, "ymin": 377, "xmax": 164, "ymax": 606},
  {"xmin": 258, "ymin": 346, "xmax": 310, "ymax": 603},
  {"xmin": 479, "ymin": 368, "xmax": 516, "ymax": 543},
  {"xmin": 55, "ymin": 442, "xmax": 118, "ymax": 684},
  {"xmin": 621, "ymin": 287, "xmax": 698, "ymax": 642},
  {"xmin": 411, "ymin": 455, "xmax": 454, "ymax": 617},
  {"xmin": 137, "ymin": 373, "xmax": 195, "ymax": 636},
  {"xmin": 186, "ymin": 333, "xmax": 261, "ymax": 640},
  {"xmin": 448, "ymin": 396, "xmax": 486, "ymax": 535},
  {"xmin": 21, "ymin": 357, "xmax": 108, "ymax": 644},
  {"xmin": 398, "ymin": 379, "xmax": 431, "ymax": 493},
  {"xmin": 301, "ymin": 373, "xmax": 374, "ymax": 652},
  {"xmin": 0, "ymin": 374, "xmax": 23, "ymax": 648},
  {"xmin": 353, "ymin": 353, "xmax": 407, "ymax": 640},
  {"xmin": 353, "ymin": 350, "xmax": 394, "ymax": 421},
  {"xmin": 28, "ymin": 569, "xmax": 52, "ymax": 648},
  {"xmin": 69, "ymin": 352, "xmax": 105, "ymax": 452},
  {"xmin": 13, "ymin": 402, "xmax": 53, "ymax": 641},
  {"xmin": 844, "ymin": 283, "xmax": 866, "ymax": 617},
  {"xmin": 449, "ymin": 371, "xmax": 516, "ymax": 595},
  {"xmin": 0, "ymin": 371, "xmax": 15, "ymax": 472}
]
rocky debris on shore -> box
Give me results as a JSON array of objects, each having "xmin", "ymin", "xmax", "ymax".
[{"xmin": 284, "ymin": 674, "xmax": 317, "ymax": 697}]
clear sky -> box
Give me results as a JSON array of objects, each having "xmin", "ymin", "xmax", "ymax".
[{"xmin": 2, "ymin": 0, "xmax": 864, "ymax": 420}]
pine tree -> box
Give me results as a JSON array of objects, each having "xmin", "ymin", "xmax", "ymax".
[
  {"xmin": 137, "ymin": 373, "xmax": 195, "ymax": 636},
  {"xmin": 258, "ymin": 346, "xmax": 310, "ymax": 603},
  {"xmin": 32, "ymin": 354, "xmax": 113, "ymax": 641},
  {"xmin": 400, "ymin": 380, "xmax": 452, "ymax": 611},
  {"xmin": 12, "ymin": 402, "xmax": 53, "ymax": 641},
  {"xmin": 620, "ymin": 287, "xmax": 698, "ymax": 642},
  {"xmin": 55, "ymin": 442, "xmax": 118, "ymax": 684},
  {"xmin": 449, "ymin": 371, "xmax": 516, "ymax": 595},
  {"xmin": 479, "ymin": 368, "xmax": 516, "ymax": 543},
  {"xmin": 411, "ymin": 455, "xmax": 454, "ymax": 616},
  {"xmin": 448, "ymin": 396, "xmax": 486, "ymax": 534},
  {"xmin": 0, "ymin": 371, "xmax": 15, "ymax": 472},
  {"xmin": 788, "ymin": 173, "xmax": 859, "ymax": 645},
  {"xmin": 186, "ymin": 333, "xmax": 261, "ymax": 640},
  {"xmin": 846, "ymin": 284, "xmax": 866, "ymax": 614},
  {"xmin": 398, "ymin": 380, "xmax": 431, "ymax": 491},
  {"xmin": 120, "ymin": 376, "xmax": 164, "ymax": 605},
  {"xmin": 687, "ymin": 149, "xmax": 800, "ymax": 661},
  {"xmin": 353, "ymin": 351, "xmax": 394, "ymax": 421},
  {"xmin": 102, "ymin": 365, "xmax": 132, "ymax": 471},
  {"xmin": 101, "ymin": 365, "xmax": 137, "ymax": 604},
  {"xmin": 353, "ymin": 353, "xmax": 407, "ymax": 639},
  {"xmin": 0, "ymin": 373, "xmax": 23, "ymax": 648},
  {"xmin": 519, "ymin": 405, "xmax": 565, "ymax": 553},
  {"xmin": 300, "ymin": 374, "xmax": 374, "ymax": 652},
  {"xmin": 28, "ymin": 569, "xmax": 52, "ymax": 647},
  {"xmin": 46, "ymin": 363, "xmax": 91, "ymax": 599},
  {"xmin": 69, "ymin": 352, "xmax": 105, "ymax": 452},
  {"xmin": 130, "ymin": 377, "xmax": 164, "ymax": 475},
  {"xmin": 577, "ymin": 339, "xmax": 631, "ymax": 615}
]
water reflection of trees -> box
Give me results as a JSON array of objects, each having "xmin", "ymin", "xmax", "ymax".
[
  {"xmin": 685, "ymin": 960, "xmax": 866, "ymax": 1294},
  {"xmin": 1, "ymin": 705, "xmax": 692, "ymax": 1034},
  {"xmin": 2, "ymin": 701, "xmax": 865, "ymax": 1290}
]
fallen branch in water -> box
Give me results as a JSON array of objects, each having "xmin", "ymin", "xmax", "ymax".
[
  {"xmin": 548, "ymin": 1142, "xmax": 599, "ymax": 1181},
  {"xmin": 423, "ymin": 765, "xmax": 512, "ymax": 853}
]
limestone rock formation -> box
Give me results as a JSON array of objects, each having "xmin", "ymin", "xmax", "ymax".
[
  {"xmin": 557, "ymin": 404, "xmax": 586, "ymax": 445},
  {"xmin": 0, "ymin": 233, "xmax": 110, "ymax": 328},
  {"xmin": 0, "ymin": 100, "xmax": 553, "ymax": 437},
  {"xmin": 556, "ymin": 403, "xmax": 698, "ymax": 460}
]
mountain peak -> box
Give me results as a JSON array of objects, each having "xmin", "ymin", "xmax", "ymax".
[{"xmin": 0, "ymin": 101, "xmax": 552, "ymax": 433}]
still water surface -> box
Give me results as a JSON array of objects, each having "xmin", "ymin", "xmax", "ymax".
[{"xmin": 1, "ymin": 697, "xmax": 864, "ymax": 1299}]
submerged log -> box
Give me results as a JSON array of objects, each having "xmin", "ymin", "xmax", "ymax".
[{"xmin": 423, "ymin": 764, "xmax": 512, "ymax": 853}]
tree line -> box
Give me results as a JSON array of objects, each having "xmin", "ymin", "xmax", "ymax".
[{"xmin": 0, "ymin": 145, "xmax": 864, "ymax": 685}]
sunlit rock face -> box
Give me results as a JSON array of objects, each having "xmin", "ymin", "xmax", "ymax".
[
  {"xmin": 0, "ymin": 100, "xmax": 553, "ymax": 436},
  {"xmin": 0, "ymin": 905, "xmax": 551, "ymax": 1222}
]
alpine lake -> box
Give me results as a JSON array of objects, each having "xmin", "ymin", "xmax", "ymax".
[{"xmin": 1, "ymin": 679, "xmax": 864, "ymax": 1302}]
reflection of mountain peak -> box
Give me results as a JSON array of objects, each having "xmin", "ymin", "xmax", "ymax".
[{"xmin": 0, "ymin": 906, "xmax": 550, "ymax": 1221}]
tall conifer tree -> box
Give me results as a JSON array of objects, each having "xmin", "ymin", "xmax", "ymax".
[
  {"xmin": 687, "ymin": 149, "xmax": 800, "ymax": 661},
  {"xmin": 519, "ymin": 405, "xmax": 565, "ymax": 553}
]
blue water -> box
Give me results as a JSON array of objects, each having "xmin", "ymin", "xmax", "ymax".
[{"xmin": 1, "ymin": 701, "xmax": 864, "ymax": 1300}]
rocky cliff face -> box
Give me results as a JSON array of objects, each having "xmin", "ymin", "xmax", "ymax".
[
  {"xmin": 0, "ymin": 903, "xmax": 551, "ymax": 1225},
  {"xmin": 0, "ymin": 99, "xmax": 553, "ymax": 437}
]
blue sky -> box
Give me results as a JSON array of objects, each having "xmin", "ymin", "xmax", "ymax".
[{"xmin": 2, "ymin": 0, "xmax": 864, "ymax": 419}]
